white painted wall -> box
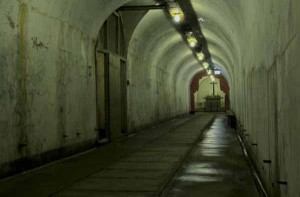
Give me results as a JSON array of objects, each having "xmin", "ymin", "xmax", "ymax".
[
  {"xmin": 0, "ymin": 0, "xmax": 193, "ymax": 176},
  {"xmin": 127, "ymin": 11, "xmax": 194, "ymax": 131},
  {"xmin": 191, "ymin": 0, "xmax": 300, "ymax": 196}
]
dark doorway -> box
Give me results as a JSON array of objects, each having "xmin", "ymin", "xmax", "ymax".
[
  {"xmin": 95, "ymin": 52, "xmax": 110, "ymax": 142},
  {"xmin": 95, "ymin": 11, "xmax": 128, "ymax": 142},
  {"xmin": 120, "ymin": 60, "xmax": 127, "ymax": 135}
]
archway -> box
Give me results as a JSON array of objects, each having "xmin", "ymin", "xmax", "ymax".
[
  {"xmin": 95, "ymin": 11, "xmax": 128, "ymax": 142},
  {"xmin": 190, "ymin": 71, "xmax": 230, "ymax": 112}
]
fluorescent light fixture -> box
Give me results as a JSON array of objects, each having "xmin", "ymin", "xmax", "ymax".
[
  {"xmin": 210, "ymin": 75, "xmax": 215, "ymax": 82},
  {"xmin": 185, "ymin": 32, "xmax": 197, "ymax": 47},
  {"xmin": 190, "ymin": 41, "xmax": 196, "ymax": 47},
  {"xmin": 174, "ymin": 14, "xmax": 181, "ymax": 22},
  {"xmin": 197, "ymin": 53, "xmax": 205, "ymax": 61},
  {"xmin": 187, "ymin": 36, "xmax": 197, "ymax": 48},
  {"xmin": 169, "ymin": 8, "xmax": 184, "ymax": 23},
  {"xmin": 214, "ymin": 70, "xmax": 221, "ymax": 75},
  {"xmin": 202, "ymin": 62, "xmax": 209, "ymax": 69},
  {"xmin": 207, "ymin": 69, "xmax": 212, "ymax": 75}
]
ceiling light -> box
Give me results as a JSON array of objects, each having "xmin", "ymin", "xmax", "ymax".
[
  {"xmin": 214, "ymin": 70, "xmax": 221, "ymax": 75},
  {"xmin": 197, "ymin": 52, "xmax": 205, "ymax": 61},
  {"xmin": 210, "ymin": 75, "xmax": 215, "ymax": 82},
  {"xmin": 203, "ymin": 62, "xmax": 209, "ymax": 69},
  {"xmin": 190, "ymin": 41, "xmax": 196, "ymax": 47},
  {"xmin": 174, "ymin": 14, "xmax": 181, "ymax": 22},
  {"xmin": 169, "ymin": 8, "xmax": 184, "ymax": 23},
  {"xmin": 207, "ymin": 69, "xmax": 212, "ymax": 75},
  {"xmin": 187, "ymin": 36, "xmax": 197, "ymax": 48}
]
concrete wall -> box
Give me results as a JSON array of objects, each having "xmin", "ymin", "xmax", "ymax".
[
  {"xmin": 127, "ymin": 10, "xmax": 196, "ymax": 131},
  {"xmin": 0, "ymin": 1, "xmax": 300, "ymax": 196},
  {"xmin": 190, "ymin": 0, "xmax": 300, "ymax": 196},
  {"xmin": 0, "ymin": 0, "xmax": 131, "ymax": 177},
  {"xmin": 0, "ymin": 0, "xmax": 194, "ymax": 177},
  {"xmin": 234, "ymin": 1, "xmax": 300, "ymax": 196}
]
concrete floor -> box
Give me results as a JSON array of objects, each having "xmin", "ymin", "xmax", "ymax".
[
  {"xmin": 0, "ymin": 114, "xmax": 259, "ymax": 197},
  {"xmin": 162, "ymin": 116, "xmax": 260, "ymax": 197}
]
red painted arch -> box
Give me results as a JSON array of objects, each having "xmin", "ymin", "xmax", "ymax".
[{"xmin": 190, "ymin": 71, "xmax": 230, "ymax": 112}]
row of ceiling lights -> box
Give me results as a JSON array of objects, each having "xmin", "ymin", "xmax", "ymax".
[{"xmin": 168, "ymin": 6, "xmax": 219, "ymax": 82}]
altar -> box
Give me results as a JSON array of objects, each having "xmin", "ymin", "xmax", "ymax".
[
  {"xmin": 204, "ymin": 81, "xmax": 223, "ymax": 112},
  {"xmin": 205, "ymin": 95, "xmax": 222, "ymax": 112}
]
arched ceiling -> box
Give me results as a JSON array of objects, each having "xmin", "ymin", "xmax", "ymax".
[
  {"xmin": 127, "ymin": 10, "xmax": 202, "ymax": 90},
  {"xmin": 191, "ymin": 0, "xmax": 243, "ymax": 83},
  {"xmin": 21, "ymin": 0, "xmax": 132, "ymax": 38},
  {"xmin": 126, "ymin": 0, "xmax": 245, "ymax": 89},
  {"xmin": 19, "ymin": 0, "xmax": 239, "ymax": 89}
]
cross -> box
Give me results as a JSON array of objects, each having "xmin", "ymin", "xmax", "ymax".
[{"xmin": 210, "ymin": 81, "xmax": 217, "ymax": 96}]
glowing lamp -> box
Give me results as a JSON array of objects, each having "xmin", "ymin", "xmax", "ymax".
[
  {"xmin": 197, "ymin": 53, "xmax": 205, "ymax": 61},
  {"xmin": 203, "ymin": 62, "xmax": 209, "ymax": 69},
  {"xmin": 210, "ymin": 75, "xmax": 215, "ymax": 82},
  {"xmin": 187, "ymin": 37, "xmax": 197, "ymax": 48},
  {"xmin": 169, "ymin": 9, "xmax": 184, "ymax": 23},
  {"xmin": 207, "ymin": 69, "xmax": 212, "ymax": 75},
  {"xmin": 174, "ymin": 14, "xmax": 181, "ymax": 22},
  {"xmin": 214, "ymin": 70, "xmax": 221, "ymax": 75}
]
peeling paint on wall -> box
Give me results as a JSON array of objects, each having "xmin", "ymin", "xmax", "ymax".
[
  {"xmin": 6, "ymin": 13, "xmax": 15, "ymax": 29},
  {"xmin": 31, "ymin": 36, "xmax": 48, "ymax": 50}
]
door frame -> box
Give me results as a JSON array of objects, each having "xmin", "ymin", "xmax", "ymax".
[{"xmin": 95, "ymin": 51, "xmax": 110, "ymax": 141}]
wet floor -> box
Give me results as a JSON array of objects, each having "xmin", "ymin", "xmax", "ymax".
[
  {"xmin": 0, "ymin": 114, "xmax": 259, "ymax": 197},
  {"xmin": 53, "ymin": 114, "xmax": 214, "ymax": 197},
  {"xmin": 0, "ymin": 114, "xmax": 213, "ymax": 197},
  {"xmin": 163, "ymin": 115, "xmax": 259, "ymax": 197}
]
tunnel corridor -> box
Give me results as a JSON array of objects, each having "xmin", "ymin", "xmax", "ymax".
[
  {"xmin": 0, "ymin": 0, "xmax": 300, "ymax": 196},
  {"xmin": 0, "ymin": 114, "xmax": 261, "ymax": 197}
]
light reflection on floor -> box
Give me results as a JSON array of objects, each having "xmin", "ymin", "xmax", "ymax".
[
  {"xmin": 166, "ymin": 115, "xmax": 259, "ymax": 197},
  {"xmin": 177, "ymin": 175, "xmax": 225, "ymax": 183}
]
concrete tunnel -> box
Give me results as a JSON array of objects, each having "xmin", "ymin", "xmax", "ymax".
[{"xmin": 0, "ymin": 0, "xmax": 300, "ymax": 196}]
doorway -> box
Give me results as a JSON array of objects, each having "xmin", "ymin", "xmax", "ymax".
[
  {"xmin": 190, "ymin": 71, "xmax": 230, "ymax": 113},
  {"xmin": 95, "ymin": 52, "xmax": 110, "ymax": 142},
  {"xmin": 95, "ymin": 11, "xmax": 128, "ymax": 142}
]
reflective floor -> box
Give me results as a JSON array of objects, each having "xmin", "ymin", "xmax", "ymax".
[
  {"xmin": 0, "ymin": 114, "xmax": 213, "ymax": 197},
  {"xmin": 164, "ymin": 115, "xmax": 259, "ymax": 197},
  {"xmin": 0, "ymin": 114, "xmax": 259, "ymax": 197}
]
